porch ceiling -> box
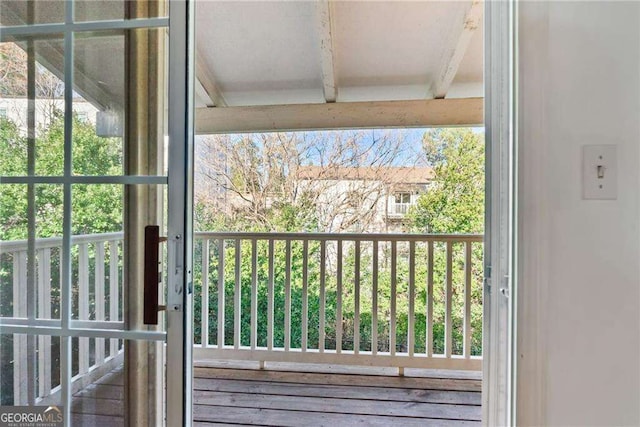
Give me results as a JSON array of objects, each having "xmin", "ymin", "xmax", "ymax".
[
  {"xmin": 195, "ymin": 0, "xmax": 483, "ymax": 108},
  {"xmin": 1, "ymin": 1, "xmax": 484, "ymax": 127}
]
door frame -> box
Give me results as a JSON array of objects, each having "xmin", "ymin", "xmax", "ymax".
[
  {"xmin": 483, "ymin": 0, "xmax": 518, "ymax": 425},
  {"xmin": 183, "ymin": 0, "xmax": 519, "ymax": 424},
  {"xmin": 166, "ymin": 0, "xmax": 195, "ymax": 425}
]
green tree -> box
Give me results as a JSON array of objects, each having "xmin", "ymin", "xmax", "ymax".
[
  {"xmin": 407, "ymin": 128, "xmax": 484, "ymax": 234},
  {"xmin": 406, "ymin": 128, "xmax": 485, "ymax": 355},
  {"xmin": 0, "ymin": 113, "xmax": 122, "ymax": 241}
]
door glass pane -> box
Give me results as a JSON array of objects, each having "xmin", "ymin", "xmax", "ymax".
[
  {"xmin": 0, "ymin": 333, "xmax": 62, "ymax": 407},
  {"xmin": 71, "ymin": 184, "xmax": 123, "ymax": 322},
  {"xmin": 36, "ymin": 185, "xmax": 64, "ymax": 320},
  {"xmin": 0, "ymin": 1, "xmax": 65, "ymax": 26},
  {"xmin": 69, "ymin": 184, "xmax": 166, "ymax": 322},
  {"xmin": 72, "ymin": 28, "xmax": 168, "ymax": 176},
  {"xmin": 75, "ymin": 0, "xmax": 168, "ymax": 22},
  {"xmin": 0, "ymin": 184, "xmax": 63, "ymax": 320},
  {"xmin": 0, "ymin": 36, "xmax": 65, "ymax": 176},
  {"xmin": 70, "ymin": 338, "xmax": 164, "ymax": 427},
  {"xmin": 0, "ymin": 184, "xmax": 27, "ymax": 319}
]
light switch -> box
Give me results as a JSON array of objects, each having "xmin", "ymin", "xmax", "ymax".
[{"xmin": 583, "ymin": 145, "xmax": 617, "ymax": 200}]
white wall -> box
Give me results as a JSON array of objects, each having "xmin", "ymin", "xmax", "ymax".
[{"xmin": 518, "ymin": 2, "xmax": 640, "ymax": 425}]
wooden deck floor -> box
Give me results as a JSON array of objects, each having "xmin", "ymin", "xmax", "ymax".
[
  {"xmin": 71, "ymin": 363, "xmax": 482, "ymax": 426},
  {"xmin": 71, "ymin": 364, "xmax": 125, "ymax": 426},
  {"xmin": 193, "ymin": 365, "xmax": 481, "ymax": 426}
]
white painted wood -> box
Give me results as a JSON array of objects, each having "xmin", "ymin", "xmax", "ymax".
[
  {"xmin": 37, "ymin": 248, "xmax": 52, "ymax": 397},
  {"xmin": 0, "ymin": 232, "xmax": 124, "ymax": 253},
  {"xmin": 516, "ymin": 4, "xmax": 549, "ymax": 424},
  {"xmin": 194, "ymin": 359, "xmax": 482, "ymax": 380},
  {"xmin": 301, "ymin": 240, "xmax": 309, "ymax": 352},
  {"xmin": 234, "ymin": 239, "xmax": 241, "ymax": 350},
  {"xmin": 336, "ymin": 240, "xmax": 342, "ymax": 353},
  {"xmin": 319, "ymin": 241, "xmax": 326, "ymax": 352},
  {"xmin": 196, "ymin": 231, "xmax": 483, "ymax": 244},
  {"xmin": 195, "ymin": 98, "xmax": 483, "ymax": 134},
  {"xmin": 408, "ymin": 241, "xmax": 415, "ymax": 357},
  {"xmin": 427, "ymin": 241, "xmax": 434, "ymax": 358},
  {"xmin": 284, "ymin": 240, "xmax": 291, "ymax": 351},
  {"xmin": 13, "ymin": 251, "xmax": 27, "ymax": 404},
  {"xmin": 267, "ymin": 240, "xmax": 274, "ymax": 351},
  {"xmin": 195, "ymin": 51, "xmax": 227, "ymax": 107},
  {"xmin": 195, "ymin": 77, "xmax": 214, "ymax": 108},
  {"xmin": 108, "ymin": 240, "xmax": 119, "ymax": 357},
  {"xmin": 430, "ymin": 0, "xmax": 483, "ymax": 99},
  {"xmin": 390, "ymin": 241, "xmax": 397, "ymax": 357},
  {"xmin": 464, "ymin": 242, "xmax": 472, "ymax": 359},
  {"xmin": 317, "ymin": 0, "xmax": 337, "ymax": 103},
  {"xmin": 445, "ymin": 242, "xmax": 453, "ymax": 358},
  {"xmin": 94, "ymin": 243, "xmax": 105, "ymax": 366},
  {"xmin": 202, "ymin": 239, "xmax": 210, "ymax": 347},
  {"xmin": 78, "ymin": 243, "xmax": 89, "ymax": 375},
  {"xmin": 193, "ymin": 347, "xmax": 482, "ymax": 371},
  {"xmin": 353, "ymin": 241, "xmax": 360, "ymax": 354},
  {"xmin": 371, "ymin": 241, "xmax": 378, "ymax": 355},
  {"xmin": 250, "ymin": 239, "xmax": 257, "ymax": 350},
  {"xmin": 217, "ymin": 239, "xmax": 225, "ymax": 348}
]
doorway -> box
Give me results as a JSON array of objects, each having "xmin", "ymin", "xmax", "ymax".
[{"xmin": 190, "ymin": 0, "xmax": 515, "ymax": 425}]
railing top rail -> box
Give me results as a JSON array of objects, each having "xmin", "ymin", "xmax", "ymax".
[
  {"xmin": 194, "ymin": 231, "xmax": 484, "ymax": 242},
  {"xmin": 0, "ymin": 231, "xmax": 124, "ymax": 252},
  {"xmin": 0, "ymin": 230, "xmax": 484, "ymax": 253}
]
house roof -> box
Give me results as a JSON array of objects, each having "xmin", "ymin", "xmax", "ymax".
[{"xmin": 296, "ymin": 166, "xmax": 434, "ymax": 184}]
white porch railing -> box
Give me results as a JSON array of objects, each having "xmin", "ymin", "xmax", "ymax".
[
  {"xmin": 193, "ymin": 232, "xmax": 483, "ymax": 371},
  {"xmin": 1, "ymin": 230, "xmax": 483, "ymax": 404},
  {"xmin": 0, "ymin": 232, "xmax": 124, "ymax": 405},
  {"xmin": 392, "ymin": 202, "xmax": 412, "ymax": 215}
]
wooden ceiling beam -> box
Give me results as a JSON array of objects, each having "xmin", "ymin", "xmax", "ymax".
[
  {"xmin": 317, "ymin": 0, "xmax": 338, "ymax": 103},
  {"xmin": 430, "ymin": 0, "xmax": 483, "ymax": 99},
  {"xmin": 195, "ymin": 50, "xmax": 227, "ymax": 107},
  {"xmin": 195, "ymin": 97, "xmax": 483, "ymax": 134}
]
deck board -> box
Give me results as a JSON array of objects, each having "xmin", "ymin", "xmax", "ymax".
[
  {"xmin": 193, "ymin": 405, "xmax": 480, "ymax": 427},
  {"xmin": 194, "ymin": 366, "xmax": 481, "ymax": 392},
  {"xmin": 195, "ymin": 390, "xmax": 480, "ymax": 420},
  {"xmin": 193, "ymin": 377, "xmax": 481, "ymax": 405},
  {"xmin": 70, "ymin": 363, "xmax": 481, "ymax": 425}
]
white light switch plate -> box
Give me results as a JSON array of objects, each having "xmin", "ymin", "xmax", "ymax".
[{"xmin": 583, "ymin": 145, "xmax": 617, "ymax": 200}]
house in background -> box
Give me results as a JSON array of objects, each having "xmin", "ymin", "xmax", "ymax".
[
  {"xmin": 195, "ymin": 161, "xmax": 434, "ymax": 233},
  {"xmin": 296, "ymin": 165, "xmax": 433, "ymax": 232}
]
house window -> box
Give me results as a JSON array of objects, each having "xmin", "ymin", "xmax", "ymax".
[
  {"xmin": 395, "ymin": 193, "xmax": 411, "ymax": 204},
  {"xmin": 346, "ymin": 190, "xmax": 361, "ymax": 209},
  {"xmin": 0, "ymin": 108, "xmax": 7, "ymax": 119},
  {"xmin": 394, "ymin": 192, "xmax": 411, "ymax": 214}
]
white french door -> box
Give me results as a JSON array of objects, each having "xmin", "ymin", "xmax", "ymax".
[{"xmin": 0, "ymin": 1, "xmax": 193, "ymax": 425}]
